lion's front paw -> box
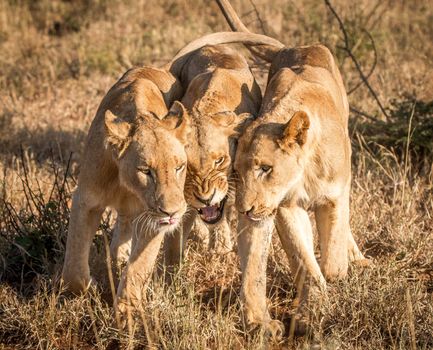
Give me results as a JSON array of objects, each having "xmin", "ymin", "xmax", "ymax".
[
  {"xmin": 114, "ymin": 298, "xmax": 133, "ymax": 330},
  {"xmin": 352, "ymin": 257, "xmax": 374, "ymax": 268},
  {"xmin": 61, "ymin": 271, "xmax": 96, "ymax": 294},
  {"xmin": 248, "ymin": 319, "xmax": 285, "ymax": 342},
  {"xmin": 265, "ymin": 319, "xmax": 285, "ymax": 341}
]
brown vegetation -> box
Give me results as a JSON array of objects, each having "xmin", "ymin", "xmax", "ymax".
[{"xmin": 0, "ymin": 0, "xmax": 432, "ymax": 348}]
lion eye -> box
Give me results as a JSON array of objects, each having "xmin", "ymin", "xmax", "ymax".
[
  {"xmin": 175, "ymin": 164, "xmax": 185, "ymax": 172},
  {"xmin": 260, "ymin": 165, "xmax": 272, "ymax": 173},
  {"xmin": 138, "ymin": 167, "xmax": 151, "ymax": 176},
  {"xmin": 215, "ymin": 157, "xmax": 225, "ymax": 166}
]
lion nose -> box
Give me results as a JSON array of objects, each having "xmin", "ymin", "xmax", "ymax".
[
  {"xmin": 245, "ymin": 207, "xmax": 255, "ymax": 216},
  {"xmin": 158, "ymin": 207, "xmax": 179, "ymax": 218},
  {"xmin": 195, "ymin": 189, "xmax": 216, "ymax": 206}
]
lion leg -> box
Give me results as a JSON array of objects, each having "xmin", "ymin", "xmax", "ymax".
[
  {"xmin": 62, "ymin": 189, "xmax": 103, "ymax": 293},
  {"xmin": 237, "ymin": 215, "xmax": 284, "ymax": 340},
  {"xmin": 315, "ymin": 195, "xmax": 350, "ymax": 281},
  {"xmin": 110, "ymin": 213, "xmax": 133, "ymax": 267},
  {"xmin": 190, "ymin": 215, "xmax": 210, "ymax": 248},
  {"xmin": 273, "ymin": 226, "xmax": 306, "ymax": 293},
  {"xmin": 115, "ymin": 228, "xmax": 165, "ymax": 322},
  {"xmin": 275, "ymin": 218, "xmax": 319, "ymax": 337},
  {"xmin": 348, "ymin": 230, "xmax": 365, "ymax": 262},
  {"xmin": 348, "ymin": 230, "xmax": 372, "ymax": 267},
  {"xmin": 209, "ymin": 211, "xmax": 233, "ymax": 254},
  {"xmin": 276, "ymin": 206, "xmax": 326, "ymax": 289},
  {"xmin": 163, "ymin": 210, "xmax": 196, "ymax": 268}
]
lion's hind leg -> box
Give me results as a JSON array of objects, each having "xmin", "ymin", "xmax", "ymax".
[{"xmin": 348, "ymin": 230, "xmax": 372, "ymax": 267}]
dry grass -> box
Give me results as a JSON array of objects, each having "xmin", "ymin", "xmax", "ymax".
[{"xmin": 0, "ymin": 0, "xmax": 432, "ymax": 349}]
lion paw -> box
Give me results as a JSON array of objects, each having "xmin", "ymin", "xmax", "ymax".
[
  {"xmin": 114, "ymin": 298, "xmax": 133, "ymax": 330},
  {"xmin": 61, "ymin": 272, "xmax": 96, "ymax": 294},
  {"xmin": 247, "ymin": 319, "xmax": 285, "ymax": 341},
  {"xmin": 264, "ymin": 319, "xmax": 285, "ymax": 341},
  {"xmin": 352, "ymin": 257, "xmax": 374, "ymax": 268}
]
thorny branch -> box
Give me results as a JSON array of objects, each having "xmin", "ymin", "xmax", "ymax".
[{"xmin": 324, "ymin": 0, "xmax": 389, "ymax": 119}]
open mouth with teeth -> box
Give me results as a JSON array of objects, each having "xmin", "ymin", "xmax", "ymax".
[{"xmin": 197, "ymin": 196, "xmax": 227, "ymax": 224}]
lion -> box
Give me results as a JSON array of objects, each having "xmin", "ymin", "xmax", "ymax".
[
  {"xmin": 216, "ymin": 0, "xmax": 369, "ymax": 338},
  {"xmin": 164, "ymin": 44, "xmax": 262, "ymax": 256},
  {"xmin": 61, "ymin": 66, "xmax": 190, "ymax": 312}
]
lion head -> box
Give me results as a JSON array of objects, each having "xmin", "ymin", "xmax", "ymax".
[
  {"xmin": 184, "ymin": 110, "xmax": 252, "ymax": 224},
  {"xmin": 104, "ymin": 101, "xmax": 191, "ymax": 232},
  {"xmin": 234, "ymin": 111, "xmax": 310, "ymax": 223}
]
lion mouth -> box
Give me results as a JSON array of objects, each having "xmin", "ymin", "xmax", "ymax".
[
  {"xmin": 158, "ymin": 217, "xmax": 179, "ymax": 226},
  {"xmin": 197, "ymin": 196, "xmax": 227, "ymax": 224},
  {"xmin": 245, "ymin": 209, "xmax": 274, "ymax": 223},
  {"xmin": 246, "ymin": 213, "xmax": 263, "ymax": 222}
]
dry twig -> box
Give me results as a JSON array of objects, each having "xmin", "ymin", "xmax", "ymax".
[
  {"xmin": 324, "ymin": 0, "xmax": 389, "ymax": 119},
  {"xmin": 247, "ymin": 0, "xmax": 267, "ymax": 35},
  {"xmin": 347, "ymin": 29, "xmax": 378, "ymax": 95}
]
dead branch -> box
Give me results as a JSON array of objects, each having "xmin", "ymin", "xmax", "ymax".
[
  {"xmin": 324, "ymin": 0, "xmax": 389, "ymax": 119},
  {"xmin": 350, "ymin": 106, "xmax": 378, "ymax": 122},
  {"xmin": 347, "ymin": 29, "xmax": 378, "ymax": 95},
  {"xmin": 248, "ymin": 0, "xmax": 267, "ymax": 35}
]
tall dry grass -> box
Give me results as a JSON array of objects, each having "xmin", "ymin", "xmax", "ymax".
[{"xmin": 0, "ymin": 0, "xmax": 432, "ymax": 348}]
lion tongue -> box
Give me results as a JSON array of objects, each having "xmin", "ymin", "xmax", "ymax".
[{"xmin": 201, "ymin": 205, "xmax": 219, "ymax": 221}]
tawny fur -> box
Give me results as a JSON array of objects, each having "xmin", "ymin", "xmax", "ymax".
[
  {"xmin": 61, "ymin": 31, "xmax": 287, "ymax": 322},
  {"xmin": 61, "ymin": 66, "xmax": 190, "ymax": 318},
  {"xmin": 234, "ymin": 45, "xmax": 368, "ymax": 335},
  {"xmin": 165, "ymin": 44, "xmax": 262, "ymax": 257},
  {"xmin": 216, "ymin": 0, "xmax": 368, "ymax": 337}
]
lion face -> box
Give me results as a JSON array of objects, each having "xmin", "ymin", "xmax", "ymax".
[
  {"xmin": 235, "ymin": 111, "xmax": 310, "ymax": 223},
  {"xmin": 105, "ymin": 102, "xmax": 191, "ymax": 232},
  {"xmin": 184, "ymin": 111, "xmax": 252, "ymax": 224}
]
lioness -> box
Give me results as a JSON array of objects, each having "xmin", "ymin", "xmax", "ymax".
[
  {"xmin": 161, "ymin": 32, "xmax": 285, "ymax": 261},
  {"xmin": 166, "ymin": 44, "xmax": 262, "ymax": 255},
  {"xmin": 217, "ymin": 0, "xmax": 368, "ymax": 336},
  {"xmin": 61, "ymin": 66, "xmax": 190, "ymax": 311}
]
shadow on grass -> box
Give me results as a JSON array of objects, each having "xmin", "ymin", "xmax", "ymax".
[
  {"xmin": 350, "ymin": 96, "xmax": 433, "ymax": 174},
  {"xmin": 0, "ymin": 118, "xmax": 87, "ymax": 167}
]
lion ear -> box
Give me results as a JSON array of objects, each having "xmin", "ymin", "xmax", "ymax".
[
  {"xmin": 213, "ymin": 111, "xmax": 255, "ymax": 138},
  {"xmin": 278, "ymin": 111, "xmax": 310, "ymax": 152},
  {"xmin": 104, "ymin": 110, "xmax": 133, "ymax": 156},
  {"xmin": 212, "ymin": 111, "xmax": 237, "ymax": 127},
  {"xmin": 231, "ymin": 112, "xmax": 255, "ymax": 137},
  {"xmin": 162, "ymin": 101, "xmax": 191, "ymax": 145}
]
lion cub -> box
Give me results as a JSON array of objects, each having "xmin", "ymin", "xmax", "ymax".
[{"xmin": 61, "ymin": 66, "xmax": 190, "ymax": 312}]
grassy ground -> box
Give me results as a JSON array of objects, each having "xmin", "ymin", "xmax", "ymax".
[{"xmin": 0, "ymin": 0, "xmax": 432, "ymax": 348}]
